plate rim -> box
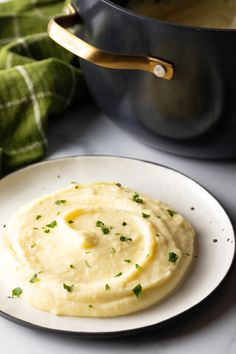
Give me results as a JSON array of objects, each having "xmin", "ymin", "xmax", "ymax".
[{"xmin": 0, "ymin": 154, "xmax": 235, "ymax": 337}]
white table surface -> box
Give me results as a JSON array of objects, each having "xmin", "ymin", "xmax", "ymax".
[{"xmin": 0, "ymin": 103, "xmax": 235, "ymax": 354}]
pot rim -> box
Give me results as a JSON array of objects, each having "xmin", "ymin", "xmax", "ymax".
[{"xmin": 97, "ymin": 0, "xmax": 236, "ymax": 33}]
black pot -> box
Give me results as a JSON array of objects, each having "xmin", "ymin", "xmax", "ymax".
[{"xmin": 48, "ymin": 1, "xmax": 236, "ymax": 158}]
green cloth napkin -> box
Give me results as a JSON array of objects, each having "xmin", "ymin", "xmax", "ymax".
[{"xmin": 0, "ymin": 0, "xmax": 87, "ymax": 176}]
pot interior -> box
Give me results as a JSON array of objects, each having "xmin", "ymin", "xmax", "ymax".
[{"xmin": 113, "ymin": 0, "xmax": 236, "ymax": 29}]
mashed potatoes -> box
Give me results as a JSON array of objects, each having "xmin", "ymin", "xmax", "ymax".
[
  {"xmin": 127, "ymin": 0, "xmax": 236, "ymax": 29},
  {"xmin": 0, "ymin": 182, "xmax": 195, "ymax": 317}
]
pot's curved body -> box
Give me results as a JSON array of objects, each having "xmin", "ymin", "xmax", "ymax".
[{"xmin": 72, "ymin": 1, "xmax": 236, "ymax": 157}]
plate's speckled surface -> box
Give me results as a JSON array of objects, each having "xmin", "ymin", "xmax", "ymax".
[{"xmin": 0, "ymin": 156, "xmax": 234, "ymax": 336}]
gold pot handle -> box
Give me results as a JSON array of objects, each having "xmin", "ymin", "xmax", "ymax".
[{"xmin": 48, "ymin": 4, "xmax": 174, "ymax": 80}]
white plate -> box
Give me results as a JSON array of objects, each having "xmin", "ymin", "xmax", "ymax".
[{"xmin": 0, "ymin": 156, "xmax": 234, "ymax": 336}]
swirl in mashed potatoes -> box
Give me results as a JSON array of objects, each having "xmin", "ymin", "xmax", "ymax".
[{"xmin": 0, "ymin": 182, "xmax": 195, "ymax": 317}]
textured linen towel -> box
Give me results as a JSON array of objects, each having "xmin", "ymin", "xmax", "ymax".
[{"xmin": 0, "ymin": 0, "xmax": 86, "ymax": 175}]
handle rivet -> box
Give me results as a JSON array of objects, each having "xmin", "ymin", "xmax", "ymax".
[{"xmin": 154, "ymin": 64, "xmax": 166, "ymax": 78}]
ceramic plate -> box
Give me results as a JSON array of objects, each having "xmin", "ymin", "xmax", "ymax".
[{"xmin": 0, "ymin": 156, "xmax": 234, "ymax": 336}]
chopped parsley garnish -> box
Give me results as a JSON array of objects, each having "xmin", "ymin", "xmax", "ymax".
[
  {"xmin": 156, "ymin": 234, "xmax": 160, "ymax": 237},
  {"xmin": 122, "ymin": 222, "xmax": 127, "ymax": 226},
  {"xmin": 120, "ymin": 236, "xmax": 132, "ymax": 242},
  {"xmin": 101, "ymin": 227, "xmax": 110, "ymax": 235},
  {"xmin": 157, "ymin": 216, "xmax": 161, "ymax": 219},
  {"xmin": 124, "ymin": 259, "xmax": 131, "ymax": 263},
  {"xmin": 3, "ymin": 224, "xmax": 6, "ymax": 228},
  {"xmin": 70, "ymin": 181, "xmax": 78, "ymax": 184},
  {"xmin": 31, "ymin": 243, "xmax": 36, "ymax": 248},
  {"xmin": 132, "ymin": 193, "xmax": 143, "ymax": 204},
  {"xmin": 70, "ymin": 264, "xmax": 75, "ymax": 269},
  {"xmin": 56, "ymin": 211, "xmax": 61, "ymax": 216},
  {"xmin": 67, "ymin": 220, "xmax": 74, "ymax": 224},
  {"xmin": 166, "ymin": 209, "xmax": 177, "ymax": 217},
  {"xmin": 142, "ymin": 212, "xmax": 150, "ymax": 218},
  {"xmin": 115, "ymin": 272, "xmax": 123, "ymax": 277},
  {"xmin": 85, "ymin": 251, "xmax": 91, "ymax": 254},
  {"xmin": 33, "ymin": 227, "xmax": 39, "ymax": 230},
  {"xmin": 135, "ymin": 264, "xmax": 142, "ymax": 270},
  {"xmin": 75, "ymin": 185, "xmax": 79, "ymax": 189},
  {"xmin": 36, "ymin": 215, "xmax": 42, "ymax": 220},
  {"xmin": 44, "ymin": 229, "xmax": 50, "ymax": 234},
  {"xmin": 11, "ymin": 287, "xmax": 23, "ymax": 298},
  {"xmin": 132, "ymin": 284, "xmax": 142, "ymax": 298},
  {"xmin": 96, "ymin": 220, "xmax": 110, "ymax": 234},
  {"xmin": 85, "ymin": 260, "xmax": 91, "ymax": 268},
  {"xmin": 168, "ymin": 252, "xmax": 179, "ymax": 263},
  {"xmin": 111, "ymin": 247, "xmax": 116, "ymax": 254},
  {"xmin": 105, "ymin": 283, "xmax": 110, "ymax": 290},
  {"xmin": 30, "ymin": 273, "xmax": 39, "ymax": 283},
  {"xmin": 96, "ymin": 220, "xmax": 104, "ymax": 227},
  {"xmin": 116, "ymin": 183, "xmax": 122, "ymax": 187},
  {"xmin": 55, "ymin": 199, "xmax": 67, "ymax": 205},
  {"xmin": 88, "ymin": 304, "xmax": 93, "ymax": 308},
  {"xmin": 46, "ymin": 220, "xmax": 57, "ymax": 228},
  {"xmin": 63, "ymin": 283, "xmax": 73, "ymax": 293}
]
